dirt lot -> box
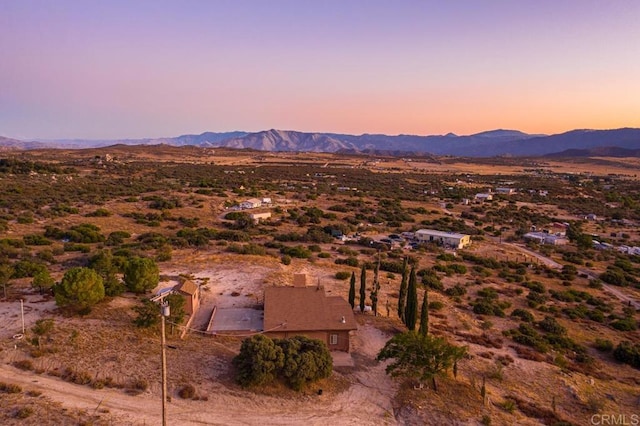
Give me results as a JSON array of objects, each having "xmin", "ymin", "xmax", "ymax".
[{"xmin": 1, "ymin": 250, "xmax": 638, "ymax": 425}]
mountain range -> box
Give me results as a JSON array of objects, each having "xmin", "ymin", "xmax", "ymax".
[{"xmin": 2, "ymin": 128, "xmax": 640, "ymax": 157}]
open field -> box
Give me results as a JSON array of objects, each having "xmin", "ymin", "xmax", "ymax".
[{"xmin": 1, "ymin": 146, "xmax": 639, "ymax": 425}]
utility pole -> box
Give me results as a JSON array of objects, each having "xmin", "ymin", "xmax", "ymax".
[{"xmin": 160, "ymin": 302, "xmax": 170, "ymax": 426}]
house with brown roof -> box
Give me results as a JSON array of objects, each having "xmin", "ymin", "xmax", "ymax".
[
  {"xmin": 263, "ymin": 284, "xmax": 357, "ymax": 352},
  {"xmin": 175, "ymin": 280, "xmax": 200, "ymax": 316}
]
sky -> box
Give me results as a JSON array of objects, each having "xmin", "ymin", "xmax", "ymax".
[{"xmin": 1, "ymin": 0, "xmax": 640, "ymax": 139}]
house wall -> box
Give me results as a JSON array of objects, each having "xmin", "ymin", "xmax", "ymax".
[
  {"xmin": 265, "ymin": 330, "xmax": 351, "ymax": 352},
  {"xmin": 181, "ymin": 292, "xmax": 200, "ymax": 316},
  {"xmin": 415, "ymin": 232, "xmax": 470, "ymax": 249}
]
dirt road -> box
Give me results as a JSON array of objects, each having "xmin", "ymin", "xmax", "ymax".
[
  {"xmin": 504, "ymin": 242, "xmax": 640, "ymax": 309},
  {"xmin": 0, "ymin": 324, "xmax": 398, "ymax": 425}
]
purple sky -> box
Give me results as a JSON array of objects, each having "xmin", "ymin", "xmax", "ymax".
[{"xmin": 1, "ymin": 0, "xmax": 639, "ymax": 139}]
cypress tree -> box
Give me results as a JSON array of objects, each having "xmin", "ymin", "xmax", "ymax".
[
  {"xmin": 397, "ymin": 257, "xmax": 408, "ymax": 322},
  {"xmin": 348, "ymin": 271, "xmax": 356, "ymax": 309},
  {"xmin": 371, "ymin": 255, "xmax": 380, "ymax": 316},
  {"xmin": 419, "ymin": 288, "xmax": 429, "ymax": 336},
  {"xmin": 404, "ymin": 265, "xmax": 418, "ymax": 330},
  {"xmin": 359, "ymin": 265, "xmax": 366, "ymax": 314}
]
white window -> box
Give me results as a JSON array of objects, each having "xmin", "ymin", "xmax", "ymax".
[{"xmin": 330, "ymin": 334, "xmax": 338, "ymax": 345}]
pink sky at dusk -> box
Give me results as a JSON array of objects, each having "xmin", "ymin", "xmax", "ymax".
[{"xmin": 1, "ymin": 0, "xmax": 639, "ymax": 139}]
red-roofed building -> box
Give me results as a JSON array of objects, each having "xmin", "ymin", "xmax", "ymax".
[{"xmin": 263, "ymin": 285, "xmax": 357, "ymax": 352}]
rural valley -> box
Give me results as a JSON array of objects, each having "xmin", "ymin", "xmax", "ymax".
[{"xmin": 0, "ymin": 146, "xmax": 639, "ymax": 425}]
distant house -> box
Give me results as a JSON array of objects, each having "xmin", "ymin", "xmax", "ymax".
[
  {"xmin": 414, "ymin": 229, "xmax": 471, "ymax": 249},
  {"xmin": 249, "ymin": 211, "xmax": 272, "ymax": 224},
  {"xmin": 495, "ymin": 187, "xmax": 516, "ymax": 195},
  {"xmin": 263, "ymin": 283, "xmax": 357, "ymax": 352},
  {"xmin": 175, "ymin": 280, "xmax": 201, "ymax": 316},
  {"xmin": 523, "ymin": 232, "xmax": 568, "ymax": 246},
  {"xmin": 261, "ymin": 197, "xmax": 272, "ymax": 205},
  {"xmin": 239, "ymin": 198, "xmax": 262, "ymax": 209},
  {"xmin": 551, "ymin": 222, "xmax": 569, "ymax": 236},
  {"xmin": 475, "ymin": 193, "xmax": 493, "ymax": 202},
  {"xmin": 538, "ymin": 190, "xmax": 549, "ymax": 197},
  {"xmin": 585, "ymin": 214, "xmax": 597, "ymax": 221}
]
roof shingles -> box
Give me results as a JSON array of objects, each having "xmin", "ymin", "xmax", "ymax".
[{"xmin": 263, "ymin": 286, "xmax": 357, "ymax": 333}]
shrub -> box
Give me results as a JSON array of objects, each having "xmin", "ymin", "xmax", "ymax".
[
  {"xmin": 32, "ymin": 318, "xmax": 54, "ymax": 335},
  {"xmin": 335, "ymin": 257, "xmax": 359, "ymax": 267},
  {"xmin": 538, "ymin": 316, "xmax": 566, "ymax": 335},
  {"xmin": 613, "ymin": 341, "xmax": 640, "ymax": 369},
  {"xmin": 445, "ymin": 284, "xmax": 466, "ymax": 297},
  {"xmin": 611, "ymin": 318, "xmax": 637, "ymax": 332},
  {"xmin": 280, "ymin": 245, "xmax": 312, "ymax": 259},
  {"xmin": 0, "ymin": 382, "xmax": 22, "ymax": 393},
  {"xmin": 14, "ymin": 407, "xmax": 34, "ymax": 419},
  {"xmin": 178, "ymin": 384, "xmax": 196, "ymax": 399},
  {"xmin": 13, "ymin": 360, "xmax": 33, "ymax": 371},
  {"xmin": 511, "ymin": 308, "xmax": 534, "ymax": 322},
  {"xmin": 335, "ymin": 271, "xmax": 351, "ymax": 280},
  {"xmin": 86, "ymin": 208, "xmax": 111, "ymax": 217},
  {"xmin": 130, "ymin": 378, "xmax": 149, "ymax": 391},
  {"xmin": 428, "ymin": 301, "xmax": 444, "ymax": 311},
  {"xmin": 276, "ymin": 336, "xmax": 333, "ymax": 391},
  {"xmin": 593, "ymin": 338, "xmax": 614, "ymax": 352},
  {"xmin": 233, "ymin": 335, "xmax": 285, "ymax": 387},
  {"xmin": 23, "ymin": 234, "xmax": 52, "ymax": 246}
]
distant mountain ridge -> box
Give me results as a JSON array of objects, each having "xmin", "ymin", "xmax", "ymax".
[{"xmin": 2, "ymin": 127, "xmax": 640, "ymax": 157}]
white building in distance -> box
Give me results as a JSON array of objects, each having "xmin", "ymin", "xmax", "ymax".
[
  {"xmin": 239, "ymin": 198, "xmax": 262, "ymax": 209},
  {"xmin": 414, "ymin": 229, "xmax": 471, "ymax": 249}
]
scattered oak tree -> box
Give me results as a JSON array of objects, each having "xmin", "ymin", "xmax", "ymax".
[
  {"xmin": 233, "ymin": 334, "xmax": 285, "ymax": 387},
  {"xmin": 377, "ymin": 332, "xmax": 467, "ymax": 391},
  {"xmin": 276, "ymin": 335, "xmax": 333, "ymax": 391},
  {"xmin": 233, "ymin": 335, "xmax": 332, "ymax": 391},
  {"xmin": 54, "ymin": 267, "xmax": 105, "ymax": 314}
]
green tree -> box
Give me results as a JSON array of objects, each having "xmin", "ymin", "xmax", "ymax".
[
  {"xmin": 348, "ymin": 271, "xmax": 356, "ymax": 309},
  {"xmin": 133, "ymin": 299, "xmax": 159, "ymax": 328},
  {"xmin": 276, "ymin": 336, "xmax": 333, "ymax": 391},
  {"xmin": 124, "ymin": 257, "xmax": 159, "ymax": 294},
  {"xmin": 89, "ymin": 250, "xmax": 124, "ymax": 296},
  {"xmin": 359, "ymin": 265, "xmax": 366, "ymax": 313},
  {"xmin": 0, "ymin": 263, "xmax": 14, "ymax": 300},
  {"xmin": 32, "ymin": 269, "xmax": 55, "ymax": 294},
  {"xmin": 166, "ymin": 293, "xmax": 186, "ymax": 325},
  {"xmin": 371, "ymin": 257, "xmax": 380, "ymax": 316},
  {"xmin": 397, "ymin": 257, "xmax": 408, "ymax": 322},
  {"xmin": 54, "ymin": 267, "xmax": 105, "ymax": 313},
  {"xmin": 404, "ymin": 266, "xmax": 418, "ymax": 330},
  {"xmin": 233, "ymin": 335, "xmax": 285, "ymax": 387},
  {"xmin": 377, "ymin": 332, "xmax": 467, "ymax": 390},
  {"xmin": 419, "ymin": 289, "xmax": 429, "ymax": 337},
  {"xmin": 576, "ymin": 234, "xmax": 593, "ymax": 251}
]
